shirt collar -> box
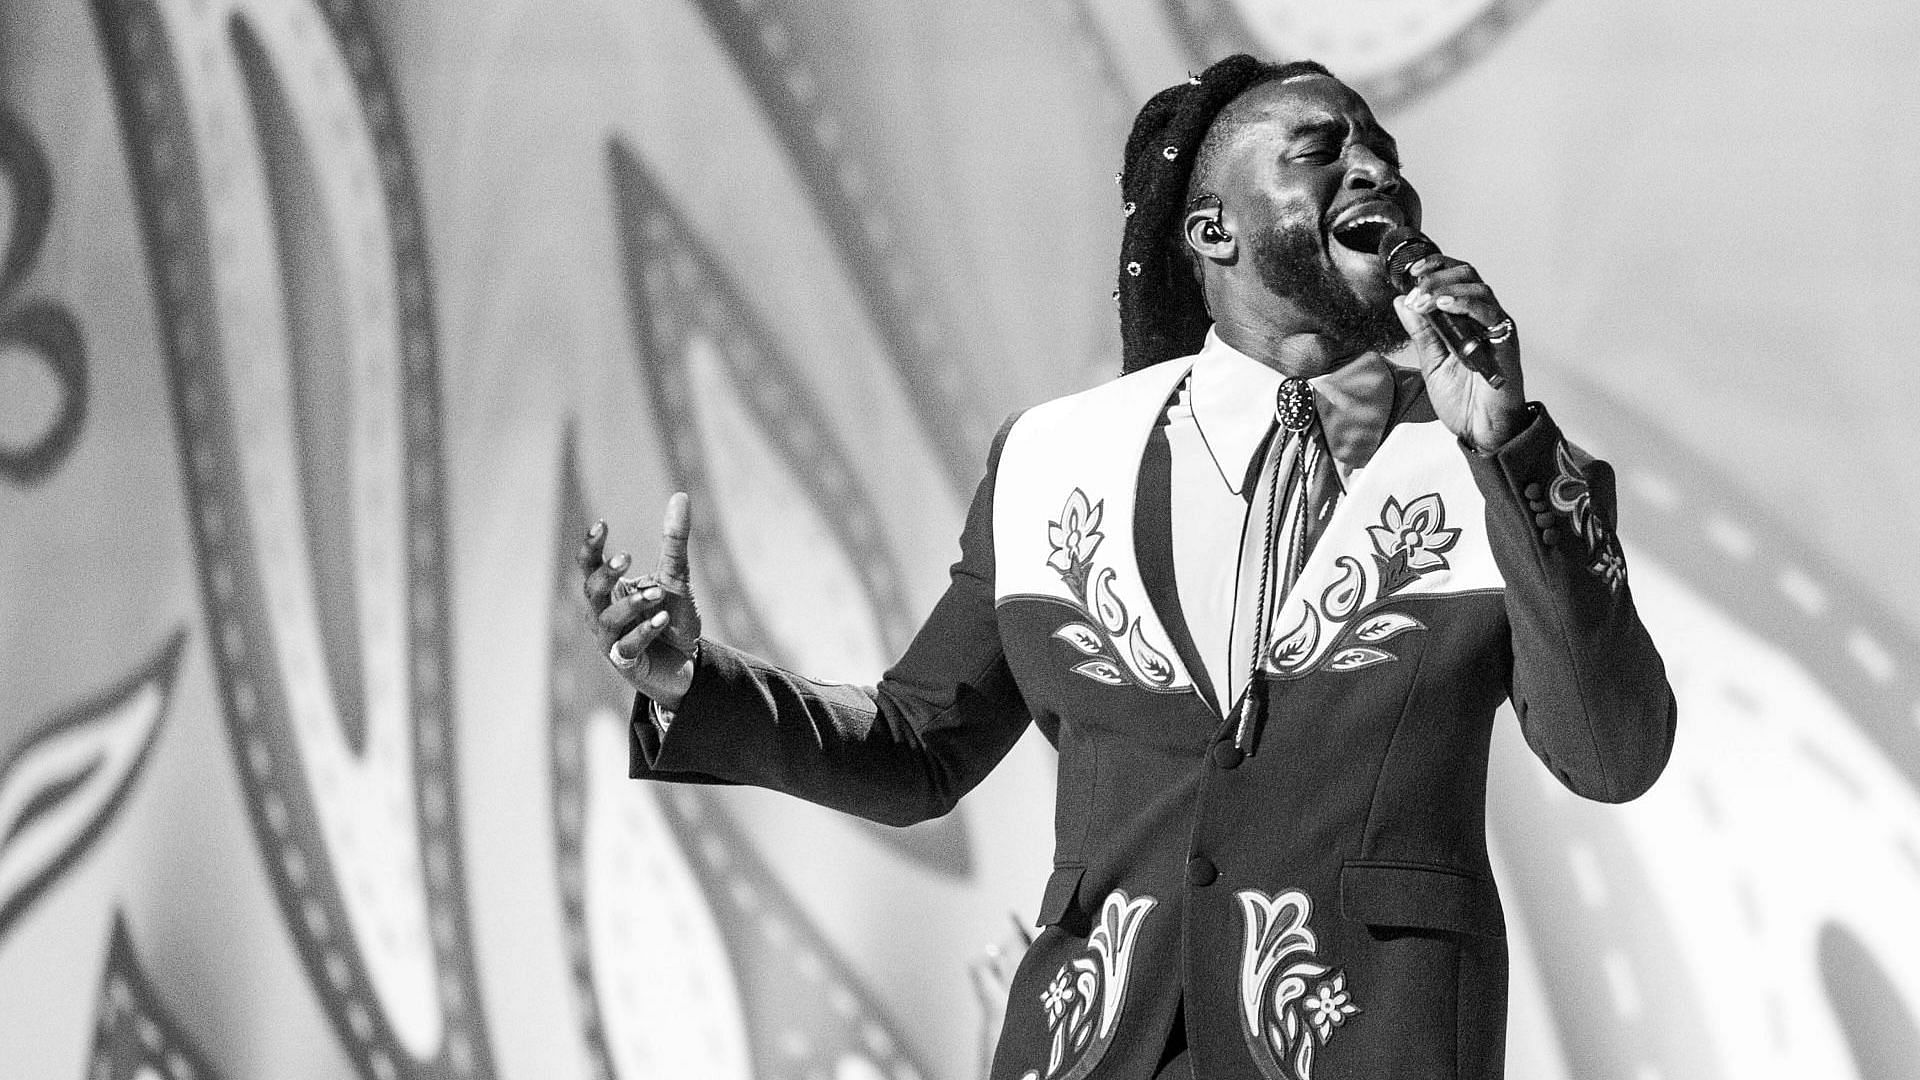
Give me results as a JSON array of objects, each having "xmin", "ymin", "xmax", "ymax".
[{"xmin": 1187, "ymin": 326, "xmax": 1400, "ymax": 494}]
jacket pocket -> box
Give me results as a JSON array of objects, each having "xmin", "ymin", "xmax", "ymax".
[
  {"xmin": 1035, "ymin": 864, "xmax": 1086, "ymax": 929},
  {"xmin": 1340, "ymin": 860, "xmax": 1505, "ymax": 939}
]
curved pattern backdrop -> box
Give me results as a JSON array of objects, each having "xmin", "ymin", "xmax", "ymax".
[{"xmin": 2, "ymin": 0, "xmax": 1917, "ymax": 1078}]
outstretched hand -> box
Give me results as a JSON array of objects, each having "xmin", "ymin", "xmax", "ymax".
[
  {"xmin": 579, "ymin": 492, "xmax": 702, "ymax": 708},
  {"xmin": 1390, "ymin": 254, "xmax": 1530, "ymax": 451}
]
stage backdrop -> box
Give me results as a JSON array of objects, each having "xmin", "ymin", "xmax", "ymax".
[{"xmin": 4, "ymin": 0, "xmax": 1919, "ymax": 1077}]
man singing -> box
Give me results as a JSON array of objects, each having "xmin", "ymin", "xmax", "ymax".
[{"xmin": 580, "ymin": 54, "xmax": 1674, "ymax": 1080}]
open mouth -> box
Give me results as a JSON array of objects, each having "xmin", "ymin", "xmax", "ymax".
[{"xmin": 1330, "ymin": 205, "xmax": 1404, "ymax": 255}]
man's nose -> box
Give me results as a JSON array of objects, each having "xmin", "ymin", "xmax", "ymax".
[{"xmin": 1345, "ymin": 147, "xmax": 1400, "ymax": 192}]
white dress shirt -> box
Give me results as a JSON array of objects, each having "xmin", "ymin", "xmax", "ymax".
[{"xmin": 1162, "ymin": 328, "xmax": 1399, "ymax": 715}]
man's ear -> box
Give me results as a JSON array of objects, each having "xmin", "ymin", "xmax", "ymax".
[{"xmin": 1183, "ymin": 207, "xmax": 1235, "ymax": 263}]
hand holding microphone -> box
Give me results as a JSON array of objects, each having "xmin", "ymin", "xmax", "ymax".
[
  {"xmin": 1379, "ymin": 226, "xmax": 1529, "ymax": 450},
  {"xmin": 1379, "ymin": 226, "xmax": 1511, "ymax": 389}
]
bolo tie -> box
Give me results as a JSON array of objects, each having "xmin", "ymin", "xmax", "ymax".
[{"xmin": 1234, "ymin": 375, "xmax": 1337, "ymax": 751}]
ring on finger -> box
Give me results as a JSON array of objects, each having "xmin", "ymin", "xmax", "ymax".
[
  {"xmin": 1485, "ymin": 316, "xmax": 1516, "ymax": 344},
  {"xmin": 612, "ymin": 575, "xmax": 651, "ymax": 601},
  {"xmin": 608, "ymin": 640, "xmax": 641, "ymax": 670}
]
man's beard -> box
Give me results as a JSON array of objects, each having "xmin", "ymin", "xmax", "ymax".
[{"xmin": 1252, "ymin": 222, "xmax": 1408, "ymax": 355}]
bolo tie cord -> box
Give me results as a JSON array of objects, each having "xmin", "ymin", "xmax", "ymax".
[
  {"xmin": 1235, "ymin": 431, "xmax": 1285, "ymax": 752},
  {"xmin": 1234, "ymin": 431, "xmax": 1326, "ymax": 754}
]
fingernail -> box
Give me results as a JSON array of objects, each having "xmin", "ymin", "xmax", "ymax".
[
  {"xmin": 651, "ymin": 611, "xmax": 668, "ymax": 627},
  {"xmin": 1436, "ymin": 294, "xmax": 1456, "ymax": 308},
  {"xmin": 644, "ymin": 587, "xmax": 662, "ymax": 601},
  {"xmin": 611, "ymin": 552, "xmax": 630, "ymax": 570},
  {"xmin": 591, "ymin": 521, "xmax": 605, "ymax": 538}
]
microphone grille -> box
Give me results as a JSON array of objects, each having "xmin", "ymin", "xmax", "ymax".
[{"xmin": 1379, "ymin": 226, "xmax": 1438, "ymax": 285}]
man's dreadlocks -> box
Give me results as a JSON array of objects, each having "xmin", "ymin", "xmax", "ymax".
[{"xmin": 1116, "ymin": 55, "xmax": 1334, "ymax": 375}]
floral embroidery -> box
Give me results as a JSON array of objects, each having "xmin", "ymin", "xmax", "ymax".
[
  {"xmin": 1041, "ymin": 968, "xmax": 1077, "ymax": 1024},
  {"xmin": 1304, "ymin": 974, "xmax": 1359, "ymax": 1040},
  {"xmin": 1548, "ymin": 442, "xmax": 1595, "ymax": 539},
  {"xmin": 1548, "ymin": 441, "xmax": 1628, "ymax": 594},
  {"xmin": 1366, "ymin": 492, "xmax": 1461, "ymax": 595},
  {"xmin": 1589, "ymin": 544, "xmax": 1628, "ymax": 593},
  {"xmin": 1043, "ymin": 488, "xmax": 1185, "ymax": 692},
  {"xmin": 1030, "ymin": 890, "xmax": 1157, "ymax": 1080},
  {"xmin": 1237, "ymin": 889, "xmax": 1359, "ymax": 1080},
  {"xmin": 1263, "ymin": 492, "xmax": 1457, "ymax": 679},
  {"xmin": 1042, "ymin": 962, "xmax": 1099, "ymax": 1068},
  {"xmin": 1047, "ymin": 488, "xmax": 1105, "ymax": 583}
]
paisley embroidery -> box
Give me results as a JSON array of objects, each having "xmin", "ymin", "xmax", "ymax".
[
  {"xmin": 1319, "ymin": 556, "xmax": 1366, "ymax": 621},
  {"xmin": 1353, "ymin": 611, "xmax": 1423, "ymax": 643},
  {"xmin": 1044, "ymin": 488, "xmax": 1185, "ymax": 692},
  {"xmin": 1027, "ymin": 889, "xmax": 1157, "ymax": 1080},
  {"xmin": 1264, "ymin": 492, "xmax": 1454, "ymax": 679},
  {"xmin": 1238, "ymin": 889, "xmax": 1360, "ymax": 1080},
  {"xmin": 1549, "ymin": 441, "xmax": 1628, "ymax": 593},
  {"xmin": 1326, "ymin": 646, "xmax": 1395, "ymax": 672}
]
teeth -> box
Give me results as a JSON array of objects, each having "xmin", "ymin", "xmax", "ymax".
[{"xmin": 1330, "ymin": 212, "xmax": 1396, "ymax": 256}]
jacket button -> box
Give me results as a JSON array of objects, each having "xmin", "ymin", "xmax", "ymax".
[
  {"xmin": 1211, "ymin": 742, "xmax": 1245, "ymax": 769},
  {"xmin": 1187, "ymin": 856, "xmax": 1218, "ymax": 886}
]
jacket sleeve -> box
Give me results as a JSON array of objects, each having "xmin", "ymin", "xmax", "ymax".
[
  {"xmin": 1465, "ymin": 403, "xmax": 1677, "ymax": 803},
  {"xmin": 626, "ymin": 419, "xmax": 1032, "ymax": 827}
]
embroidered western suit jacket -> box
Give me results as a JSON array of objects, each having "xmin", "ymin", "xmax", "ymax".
[{"xmin": 629, "ymin": 355, "xmax": 1676, "ymax": 1080}]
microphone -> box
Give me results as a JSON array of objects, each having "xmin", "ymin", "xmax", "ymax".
[{"xmin": 1378, "ymin": 226, "xmax": 1507, "ymax": 389}]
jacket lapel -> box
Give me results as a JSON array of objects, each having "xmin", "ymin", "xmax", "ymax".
[{"xmin": 1136, "ymin": 415, "xmax": 1223, "ymax": 717}]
